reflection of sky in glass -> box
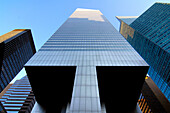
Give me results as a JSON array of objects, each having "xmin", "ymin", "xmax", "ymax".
[
  {"xmin": 117, "ymin": 4, "xmax": 170, "ymax": 101},
  {"xmin": 25, "ymin": 8, "xmax": 148, "ymax": 112},
  {"xmin": 5, "ymin": 0, "xmax": 160, "ymax": 84},
  {"xmin": 1, "ymin": 76, "xmax": 33, "ymax": 112}
]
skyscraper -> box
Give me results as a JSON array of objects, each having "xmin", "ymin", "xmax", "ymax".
[
  {"xmin": 138, "ymin": 77, "xmax": 170, "ymax": 113},
  {"xmin": 116, "ymin": 2, "xmax": 170, "ymax": 101},
  {"xmin": 25, "ymin": 8, "xmax": 149, "ymax": 113},
  {"xmin": 0, "ymin": 76, "xmax": 35, "ymax": 113},
  {"xmin": 0, "ymin": 29, "xmax": 36, "ymax": 93}
]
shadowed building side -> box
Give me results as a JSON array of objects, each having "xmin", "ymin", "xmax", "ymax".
[
  {"xmin": 0, "ymin": 29, "xmax": 36, "ymax": 112},
  {"xmin": 138, "ymin": 77, "xmax": 170, "ymax": 113},
  {"xmin": 0, "ymin": 29, "xmax": 36, "ymax": 92},
  {"xmin": 116, "ymin": 2, "xmax": 170, "ymax": 101},
  {"xmin": 25, "ymin": 8, "xmax": 149, "ymax": 113}
]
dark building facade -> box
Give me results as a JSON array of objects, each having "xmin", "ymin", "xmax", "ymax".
[
  {"xmin": 25, "ymin": 8, "xmax": 149, "ymax": 113},
  {"xmin": 0, "ymin": 29, "xmax": 36, "ymax": 93},
  {"xmin": 117, "ymin": 3, "xmax": 170, "ymax": 101},
  {"xmin": 0, "ymin": 76, "xmax": 35, "ymax": 113},
  {"xmin": 138, "ymin": 77, "xmax": 170, "ymax": 113}
]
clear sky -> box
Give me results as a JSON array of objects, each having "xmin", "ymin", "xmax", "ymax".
[{"xmin": 0, "ymin": 0, "xmax": 169, "ymax": 83}]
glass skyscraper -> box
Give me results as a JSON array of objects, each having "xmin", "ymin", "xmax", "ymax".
[
  {"xmin": 0, "ymin": 76, "xmax": 35, "ymax": 113},
  {"xmin": 25, "ymin": 8, "xmax": 148, "ymax": 113},
  {"xmin": 0, "ymin": 29, "xmax": 36, "ymax": 112},
  {"xmin": 0, "ymin": 29, "xmax": 36, "ymax": 93},
  {"xmin": 117, "ymin": 2, "xmax": 170, "ymax": 101},
  {"xmin": 138, "ymin": 77, "xmax": 170, "ymax": 113}
]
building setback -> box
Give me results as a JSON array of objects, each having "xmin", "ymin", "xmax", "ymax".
[
  {"xmin": 0, "ymin": 76, "xmax": 35, "ymax": 113},
  {"xmin": 0, "ymin": 29, "xmax": 36, "ymax": 92},
  {"xmin": 25, "ymin": 8, "xmax": 149, "ymax": 113},
  {"xmin": 116, "ymin": 2, "xmax": 170, "ymax": 101}
]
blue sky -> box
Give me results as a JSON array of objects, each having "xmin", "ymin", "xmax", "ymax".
[{"xmin": 0, "ymin": 0, "xmax": 168, "ymax": 82}]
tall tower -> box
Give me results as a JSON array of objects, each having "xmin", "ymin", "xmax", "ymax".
[
  {"xmin": 25, "ymin": 8, "xmax": 149, "ymax": 113},
  {"xmin": 117, "ymin": 2, "xmax": 170, "ymax": 101},
  {"xmin": 0, "ymin": 29, "xmax": 36, "ymax": 92},
  {"xmin": 0, "ymin": 76, "xmax": 35, "ymax": 113},
  {"xmin": 0, "ymin": 29, "xmax": 36, "ymax": 112}
]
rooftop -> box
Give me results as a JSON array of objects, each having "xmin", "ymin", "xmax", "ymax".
[{"xmin": 0, "ymin": 29, "xmax": 26, "ymax": 43}]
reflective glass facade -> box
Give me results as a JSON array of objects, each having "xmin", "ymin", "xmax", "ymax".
[
  {"xmin": 0, "ymin": 29, "xmax": 36, "ymax": 112},
  {"xmin": 117, "ymin": 3, "xmax": 170, "ymax": 101},
  {"xmin": 0, "ymin": 76, "xmax": 35, "ymax": 113},
  {"xmin": 0, "ymin": 29, "xmax": 36, "ymax": 93},
  {"xmin": 25, "ymin": 8, "xmax": 148, "ymax": 113},
  {"xmin": 138, "ymin": 77, "xmax": 170, "ymax": 113},
  {"xmin": 130, "ymin": 3, "xmax": 170, "ymax": 52}
]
